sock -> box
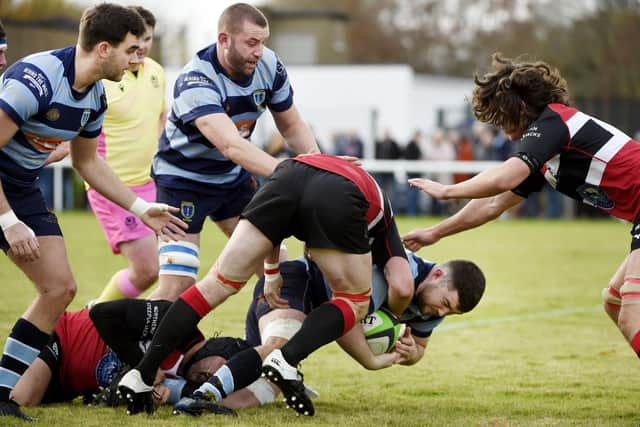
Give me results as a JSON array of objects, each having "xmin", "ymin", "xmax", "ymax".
[
  {"xmin": 0, "ymin": 319, "xmax": 50, "ymax": 401},
  {"xmin": 137, "ymin": 287, "xmax": 211, "ymax": 385},
  {"xmin": 197, "ymin": 347, "xmax": 262, "ymax": 400},
  {"xmin": 281, "ymin": 300, "xmax": 354, "ymax": 366},
  {"xmin": 95, "ymin": 269, "xmax": 141, "ymax": 303}
]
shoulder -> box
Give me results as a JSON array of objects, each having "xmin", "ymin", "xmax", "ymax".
[
  {"xmin": 144, "ymin": 57, "xmax": 164, "ymax": 75},
  {"xmin": 257, "ymin": 47, "xmax": 287, "ymax": 79}
]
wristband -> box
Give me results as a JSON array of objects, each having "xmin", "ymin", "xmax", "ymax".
[
  {"xmin": 128, "ymin": 197, "xmax": 151, "ymax": 218},
  {"xmin": 264, "ymin": 262, "xmax": 280, "ymax": 276},
  {"xmin": 0, "ymin": 210, "xmax": 20, "ymax": 231}
]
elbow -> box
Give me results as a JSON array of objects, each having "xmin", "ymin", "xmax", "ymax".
[{"xmin": 395, "ymin": 279, "xmax": 414, "ymax": 302}]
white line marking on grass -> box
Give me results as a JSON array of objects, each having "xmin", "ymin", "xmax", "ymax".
[{"xmin": 438, "ymin": 305, "xmax": 602, "ymax": 332}]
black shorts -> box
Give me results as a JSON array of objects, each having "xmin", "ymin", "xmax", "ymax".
[
  {"xmin": 37, "ymin": 332, "xmax": 68, "ymax": 404},
  {"xmin": 244, "ymin": 257, "xmax": 330, "ymax": 346},
  {"xmin": 241, "ymin": 160, "xmax": 370, "ymax": 253},
  {"xmin": 0, "ymin": 180, "xmax": 62, "ymax": 252},
  {"xmin": 156, "ymin": 176, "xmax": 257, "ymax": 234}
]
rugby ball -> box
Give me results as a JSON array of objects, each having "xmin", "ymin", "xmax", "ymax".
[{"xmin": 361, "ymin": 308, "xmax": 406, "ymax": 355}]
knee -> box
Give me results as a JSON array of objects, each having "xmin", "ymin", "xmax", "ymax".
[
  {"xmin": 132, "ymin": 262, "xmax": 159, "ymax": 287},
  {"xmin": 39, "ymin": 277, "xmax": 77, "ymax": 307}
]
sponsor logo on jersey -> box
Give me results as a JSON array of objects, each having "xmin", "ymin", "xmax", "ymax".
[
  {"xmin": 576, "ymin": 183, "xmax": 614, "ymax": 210},
  {"xmin": 21, "ymin": 66, "xmax": 49, "ymax": 98},
  {"xmin": 151, "ymin": 75, "xmax": 159, "ymax": 88},
  {"xmin": 23, "ymin": 132, "xmax": 65, "ymax": 152},
  {"xmin": 181, "ymin": 201, "xmax": 195, "ymax": 222}
]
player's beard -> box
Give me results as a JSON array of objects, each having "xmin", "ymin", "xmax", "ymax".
[
  {"xmin": 101, "ymin": 52, "xmax": 127, "ymax": 82},
  {"xmin": 226, "ymin": 39, "xmax": 257, "ymax": 78}
]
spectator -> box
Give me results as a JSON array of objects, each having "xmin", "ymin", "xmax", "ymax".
[
  {"xmin": 403, "ymin": 130, "xmax": 423, "ymax": 215},
  {"xmin": 375, "ymin": 129, "xmax": 401, "ymax": 209},
  {"xmin": 424, "ymin": 129, "xmax": 455, "ymax": 215}
]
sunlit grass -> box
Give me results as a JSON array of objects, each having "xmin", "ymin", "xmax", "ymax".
[{"xmin": 0, "ymin": 212, "xmax": 637, "ymax": 426}]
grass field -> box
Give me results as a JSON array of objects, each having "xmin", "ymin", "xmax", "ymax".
[{"xmin": 0, "ymin": 212, "xmax": 638, "ymax": 426}]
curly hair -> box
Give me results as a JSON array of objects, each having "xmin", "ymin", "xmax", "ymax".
[{"xmin": 472, "ymin": 53, "xmax": 571, "ymax": 134}]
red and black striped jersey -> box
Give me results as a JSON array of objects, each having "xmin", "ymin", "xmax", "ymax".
[{"xmin": 512, "ymin": 103, "xmax": 640, "ymax": 221}]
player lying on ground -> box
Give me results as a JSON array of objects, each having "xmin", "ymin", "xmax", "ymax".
[
  {"xmin": 173, "ymin": 250, "xmax": 485, "ymax": 416},
  {"xmin": 9, "ymin": 299, "xmax": 244, "ymax": 414}
]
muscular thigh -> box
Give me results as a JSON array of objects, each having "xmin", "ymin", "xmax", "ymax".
[{"xmin": 10, "ymin": 236, "xmax": 73, "ymax": 288}]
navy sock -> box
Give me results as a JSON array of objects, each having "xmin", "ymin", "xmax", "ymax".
[
  {"xmin": 198, "ymin": 347, "xmax": 262, "ymax": 400},
  {"xmin": 281, "ymin": 303, "xmax": 346, "ymax": 366},
  {"xmin": 137, "ymin": 298, "xmax": 202, "ymax": 385},
  {"xmin": 0, "ymin": 319, "xmax": 50, "ymax": 402}
]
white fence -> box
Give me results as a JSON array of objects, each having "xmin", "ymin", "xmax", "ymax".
[{"xmin": 46, "ymin": 159, "xmax": 501, "ymax": 211}]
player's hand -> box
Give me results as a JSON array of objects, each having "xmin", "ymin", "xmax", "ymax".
[
  {"xmin": 408, "ymin": 178, "xmax": 449, "ymax": 199},
  {"xmin": 393, "ymin": 326, "xmax": 420, "ymax": 365},
  {"xmin": 5, "ymin": 222, "xmax": 39, "ymax": 262},
  {"xmin": 402, "ymin": 228, "xmax": 440, "ymax": 251},
  {"xmin": 263, "ymin": 273, "xmax": 289, "ymax": 309},
  {"xmin": 336, "ymin": 155, "xmax": 362, "ymax": 166},
  {"xmin": 44, "ymin": 141, "xmax": 70, "ymax": 165},
  {"xmin": 140, "ymin": 204, "xmax": 188, "ymax": 241},
  {"xmin": 369, "ymin": 351, "xmax": 400, "ymax": 370}
]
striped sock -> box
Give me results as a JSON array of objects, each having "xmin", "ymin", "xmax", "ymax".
[{"xmin": 0, "ymin": 319, "xmax": 50, "ymax": 401}]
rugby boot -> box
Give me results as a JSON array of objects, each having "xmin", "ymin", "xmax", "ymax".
[
  {"xmin": 117, "ymin": 369, "xmax": 155, "ymax": 415},
  {"xmin": 0, "ymin": 399, "xmax": 36, "ymax": 421},
  {"xmin": 262, "ymin": 349, "xmax": 314, "ymax": 416},
  {"xmin": 172, "ymin": 392, "xmax": 237, "ymax": 417}
]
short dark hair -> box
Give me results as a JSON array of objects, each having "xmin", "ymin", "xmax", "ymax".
[
  {"xmin": 78, "ymin": 3, "xmax": 146, "ymax": 51},
  {"xmin": 446, "ymin": 260, "xmax": 486, "ymax": 313},
  {"xmin": 129, "ymin": 6, "xmax": 156, "ymax": 29},
  {"xmin": 0, "ymin": 19, "xmax": 5, "ymax": 39},
  {"xmin": 218, "ymin": 3, "xmax": 268, "ymax": 34}
]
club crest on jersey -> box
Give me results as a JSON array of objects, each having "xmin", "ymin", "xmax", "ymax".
[
  {"xmin": 78, "ymin": 109, "xmax": 91, "ymax": 131},
  {"xmin": 96, "ymin": 350, "xmax": 123, "ymax": 387},
  {"xmin": 151, "ymin": 75, "xmax": 159, "ymax": 88},
  {"xmin": 181, "ymin": 201, "xmax": 195, "ymax": 222},
  {"xmin": 253, "ymin": 90, "xmax": 266, "ymax": 110},
  {"xmin": 45, "ymin": 108, "xmax": 60, "ymax": 122},
  {"xmin": 577, "ymin": 184, "xmax": 614, "ymax": 210}
]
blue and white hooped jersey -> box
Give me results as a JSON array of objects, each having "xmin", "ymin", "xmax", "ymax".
[
  {"xmin": 153, "ymin": 43, "xmax": 294, "ymax": 192},
  {"xmin": 369, "ymin": 251, "xmax": 444, "ymax": 338},
  {"xmin": 0, "ymin": 46, "xmax": 107, "ymax": 187}
]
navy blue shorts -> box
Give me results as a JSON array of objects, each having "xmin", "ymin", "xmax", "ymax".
[
  {"xmin": 0, "ymin": 180, "xmax": 62, "ymax": 252},
  {"xmin": 244, "ymin": 258, "xmax": 330, "ymax": 347},
  {"xmin": 156, "ymin": 177, "xmax": 257, "ymax": 234}
]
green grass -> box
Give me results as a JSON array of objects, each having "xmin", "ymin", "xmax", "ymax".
[{"xmin": 0, "ymin": 213, "xmax": 638, "ymax": 426}]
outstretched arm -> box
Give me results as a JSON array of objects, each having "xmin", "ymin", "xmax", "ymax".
[
  {"xmin": 402, "ymin": 191, "xmax": 524, "ymax": 251},
  {"xmin": 409, "ymin": 157, "xmax": 530, "ymax": 200},
  {"xmin": 271, "ymin": 106, "xmax": 320, "ymax": 155},
  {"xmin": 70, "ymin": 135, "xmax": 187, "ymax": 240},
  {"xmin": 196, "ymin": 113, "xmax": 281, "ymax": 177},
  {"xmin": 337, "ymin": 324, "xmax": 399, "ymax": 370}
]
